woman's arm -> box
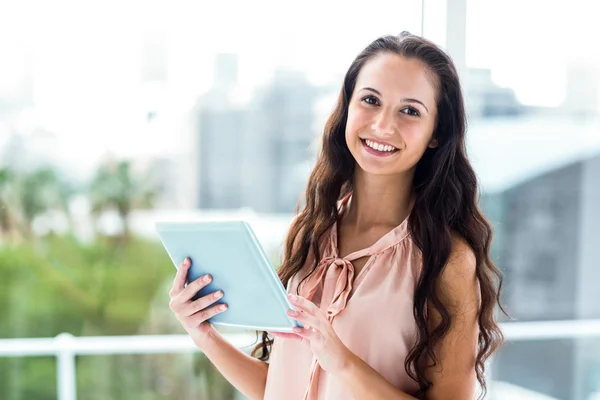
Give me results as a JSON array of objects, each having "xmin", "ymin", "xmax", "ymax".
[
  {"xmin": 334, "ymin": 235, "xmax": 480, "ymax": 400},
  {"xmin": 421, "ymin": 236, "xmax": 480, "ymax": 399},
  {"xmin": 168, "ymin": 258, "xmax": 269, "ymax": 400},
  {"xmin": 197, "ymin": 329, "xmax": 269, "ymax": 400}
]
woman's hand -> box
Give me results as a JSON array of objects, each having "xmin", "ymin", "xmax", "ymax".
[
  {"xmin": 271, "ymin": 294, "xmax": 352, "ymax": 375},
  {"xmin": 168, "ymin": 257, "xmax": 228, "ymax": 348}
]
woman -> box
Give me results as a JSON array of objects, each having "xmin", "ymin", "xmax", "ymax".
[{"xmin": 168, "ymin": 32, "xmax": 505, "ymax": 400}]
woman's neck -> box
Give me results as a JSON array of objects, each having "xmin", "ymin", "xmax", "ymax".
[{"xmin": 343, "ymin": 167, "xmax": 414, "ymax": 231}]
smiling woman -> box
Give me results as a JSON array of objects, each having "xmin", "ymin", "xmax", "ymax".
[
  {"xmin": 167, "ymin": 31, "xmax": 505, "ymax": 400},
  {"xmin": 183, "ymin": 30, "xmax": 506, "ymax": 400},
  {"xmin": 254, "ymin": 32, "xmax": 505, "ymax": 400}
]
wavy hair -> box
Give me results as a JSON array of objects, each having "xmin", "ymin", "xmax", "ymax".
[{"xmin": 252, "ymin": 32, "xmax": 505, "ymax": 398}]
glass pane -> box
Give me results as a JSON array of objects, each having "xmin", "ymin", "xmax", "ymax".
[
  {"xmin": 0, "ymin": 1, "xmax": 423, "ymax": 399},
  {"xmin": 466, "ymin": 1, "xmax": 600, "ymax": 399}
]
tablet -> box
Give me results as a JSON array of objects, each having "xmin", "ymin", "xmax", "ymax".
[{"xmin": 155, "ymin": 220, "xmax": 302, "ymax": 332}]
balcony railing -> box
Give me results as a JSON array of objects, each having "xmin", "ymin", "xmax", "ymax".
[{"xmin": 2, "ymin": 319, "xmax": 600, "ymax": 400}]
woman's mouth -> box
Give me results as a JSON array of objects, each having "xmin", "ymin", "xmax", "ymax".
[{"xmin": 360, "ymin": 138, "xmax": 399, "ymax": 157}]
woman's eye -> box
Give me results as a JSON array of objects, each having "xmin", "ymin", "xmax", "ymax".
[
  {"xmin": 401, "ymin": 107, "xmax": 420, "ymax": 117},
  {"xmin": 362, "ymin": 95, "xmax": 379, "ymax": 106}
]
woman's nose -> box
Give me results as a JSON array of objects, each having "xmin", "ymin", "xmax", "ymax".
[{"xmin": 371, "ymin": 111, "xmax": 396, "ymax": 136}]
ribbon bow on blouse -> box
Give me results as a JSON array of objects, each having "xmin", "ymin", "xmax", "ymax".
[
  {"xmin": 300, "ymin": 256, "xmax": 355, "ymax": 319},
  {"xmin": 299, "ymin": 247, "xmax": 371, "ymax": 400}
]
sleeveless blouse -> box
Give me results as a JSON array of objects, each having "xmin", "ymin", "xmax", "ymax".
[{"xmin": 263, "ymin": 193, "xmax": 422, "ymax": 399}]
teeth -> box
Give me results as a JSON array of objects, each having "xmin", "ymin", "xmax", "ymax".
[{"xmin": 365, "ymin": 139, "xmax": 396, "ymax": 152}]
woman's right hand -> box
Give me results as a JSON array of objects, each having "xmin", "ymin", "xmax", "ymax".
[{"xmin": 168, "ymin": 257, "xmax": 228, "ymax": 347}]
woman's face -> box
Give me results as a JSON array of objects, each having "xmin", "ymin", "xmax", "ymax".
[{"xmin": 345, "ymin": 53, "xmax": 439, "ymax": 177}]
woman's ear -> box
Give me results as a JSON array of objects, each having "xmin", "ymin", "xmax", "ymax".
[{"xmin": 428, "ymin": 138, "xmax": 439, "ymax": 148}]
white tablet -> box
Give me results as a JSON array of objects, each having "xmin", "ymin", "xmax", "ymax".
[{"xmin": 155, "ymin": 221, "xmax": 301, "ymax": 332}]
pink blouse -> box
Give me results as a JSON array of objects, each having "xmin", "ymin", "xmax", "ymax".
[{"xmin": 263, "ymin": 194, "xmax": 422, "ymax": 400}]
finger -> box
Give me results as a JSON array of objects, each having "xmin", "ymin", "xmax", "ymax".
[
  {"xmin": 170, "ymin": 273, "xmax": 212, "ymax": 310},
  {"xmin": 187, "ymin": 303, "xmax": 228, "ymax": 328},
  {"xmin": 292, "ymin": 325, "xmax": 320, "ymax": 340},
  {"xmin": 288, "ymin": 294, "xmax": 320, "ymax": 315},
  {"xmin": 183, "ymin": 290, "xmax": 224, "ymax": 317},
  {"xmin": 176, "ymin": 273, "xmax": 212, "ymax": 303},
  {"xmin": 268, "ymin": 331, "xmax": 302, "ymax": 341},
  {"xmin": 169, "ymin": 257, "xmax": 191, "ymax": 297},
  {"xmin": 288, "ymin": 309, "xmax": 323, "ymax": 332}
]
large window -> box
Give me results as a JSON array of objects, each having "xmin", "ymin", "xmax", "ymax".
[
  {"xmin": 0, "ymin": 2, "xmax": 423, "ymax": 399},
  {"xmin": 1, "ymin": 1, "xmax": 599, "ymax": 399},
  {"xmin": 462, "ymin": 1, "xmax": 600, "ymax": 399}
]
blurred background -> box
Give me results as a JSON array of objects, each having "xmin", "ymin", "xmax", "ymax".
[{"xmin": 0, "ymin": 0, "xmax": 599, "ymax": 399}]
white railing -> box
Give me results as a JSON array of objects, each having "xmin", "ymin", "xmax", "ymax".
[{"xmin": 2, "ymin": 320, "xmax": 600, "ymax": 400}]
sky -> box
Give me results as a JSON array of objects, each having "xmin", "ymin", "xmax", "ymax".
[
  {"xmin": 0, "ymin": 0, "xmax": 599, "ymax": 187},
  {"xmin": 465, "ymin": 0, "xmax": 599, "ymax": 107}
]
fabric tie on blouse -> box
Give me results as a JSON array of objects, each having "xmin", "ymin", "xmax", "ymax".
[{"xmin": 298, "ymin": 247, "xmax": 371, "ymax": 400}]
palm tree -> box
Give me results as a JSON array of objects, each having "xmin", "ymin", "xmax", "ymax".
[
  {"xmin": 0, "ymin": 167, "xmax": 20, "ymax": 241},
  {"xmin": 89, "ymin": 160, "xmax": 157, "ymax": 242},
  {"xmin": 17, "ymin": 167, "xmax": 75, "ymax": 238}
]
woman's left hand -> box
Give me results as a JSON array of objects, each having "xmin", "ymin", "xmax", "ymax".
[{"xmin": 270, "ymin": 294, "xmax": 353, "ymax": 375}]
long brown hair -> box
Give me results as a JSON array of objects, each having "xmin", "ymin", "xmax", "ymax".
[{"xmin": 253, "ymin": 32, "xmax": 505, "ymax": 398}]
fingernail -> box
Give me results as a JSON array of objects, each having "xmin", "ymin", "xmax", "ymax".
[
  {"xmin": 289, "ymin": 294, "xmax": 297, "ymax": 302},
  {"xmin": 288, "ymin": 309, "xmax": 299, "ymax": 317},
  {"xmin": 183, "ymin": 258, "xmax": 190, "ymax": 267},
  {"xmin": 203, "ymin": 275, "xmax": 211, "ymax": 283},
  {"xmin": 214, "ymin": 291, "xmax": 223, "ymax": 299},
  {"xmin": 220, "ymin": 304, "xmax": 228, "ymax": 311}
]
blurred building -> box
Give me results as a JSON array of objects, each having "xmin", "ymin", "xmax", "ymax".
[
  {"xmin": 195, "ymin": 54, "xmax": 247, "ymax": 210},
  {"xmin": 466, "ymin": 68, "xmax": 524, "ymax": 118},
  {"xmin": 246, "ymin": 67, "xmax": 322, "ymax": 212},
  {"xmin": 195, "ymin": 55, "xmax": 321, "ymax": 213},
  {"xmin": 466, "ymin": 58, "xmax": 600, "ymax": 121},
  {"xmin": 485, "ymin": 153, "xmax": 600, "ymax": 400}
]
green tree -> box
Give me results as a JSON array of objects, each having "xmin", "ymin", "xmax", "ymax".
[
  {"xmin": 17, "ymin": 167, "xmax": 75, "ymax": 237},
  {"xmin": 0, "ymin": 167, "xmax": 19, "ymax": 240},
  {"xmin": 89, "ymin": 160, "xmax": 157, "ymax": 242}
]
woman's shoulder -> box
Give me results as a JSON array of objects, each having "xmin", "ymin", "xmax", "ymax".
[{"xmin": 448, "ymin": 232, "xmax": 476, "ymax": 267}]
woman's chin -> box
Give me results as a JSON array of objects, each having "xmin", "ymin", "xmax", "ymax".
[{"xmin": 355, "ymin": 161, "xmax": 402, "ymax": 177}]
